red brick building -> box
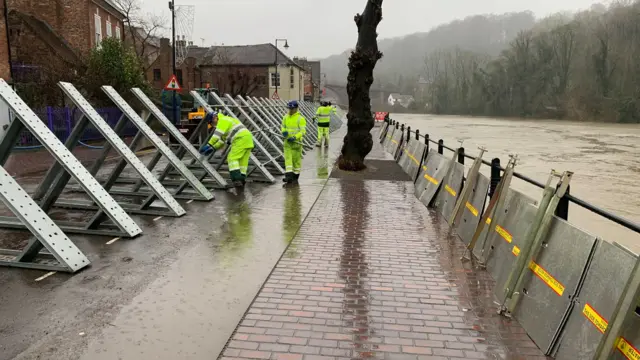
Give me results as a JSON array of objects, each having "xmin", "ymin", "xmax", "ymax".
[
  {"xmin": 0, "ymin": 1, "xmax": 10, "ymax": 81},
  {"xmin": 4, "ymin": 0, "xmax": 125, "ymax": 103}
]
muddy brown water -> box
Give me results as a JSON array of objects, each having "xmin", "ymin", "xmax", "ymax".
[{"xmin": 395, "ymin": 114, "xmax": 640, "ymax": 253}]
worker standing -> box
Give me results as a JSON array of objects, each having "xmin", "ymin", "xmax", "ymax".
[
  {"xmin": 199, "ymin": 111, "xmax": 254, "ymax": 188},
  {"xmin": 314, "ymin": 101, "xmax": 332, "ymax": 147},
  {"xmin": 281, "ymin": 100, "xmax": 307, "ymax": 184}
]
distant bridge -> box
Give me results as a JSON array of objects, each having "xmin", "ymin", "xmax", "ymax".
[{"xmin": 323, "ymin": 83, "xmax": 395, "ymax": 109}]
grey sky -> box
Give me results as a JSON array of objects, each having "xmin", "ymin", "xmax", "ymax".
[{"xmin": 141, "ymin": 0, "xmax": 606, "ymax": 59}]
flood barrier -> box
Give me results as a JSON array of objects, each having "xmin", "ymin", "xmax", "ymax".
[
  {"xmin": 379, "ymin": 118, "xmax": 640, "ymax": 360},
  {"xmin": 0, "ymin": 77, "xmax": 340, "ymax": 272}
]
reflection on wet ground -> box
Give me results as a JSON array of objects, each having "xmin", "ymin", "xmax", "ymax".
[
  {"xmin": 0, "ymin": 129, "xmax": 347, "ymax": 360},
  {"xmin": 397, "ymin": 114, "xmax": 640, "ymax": 252},
  {"xmin": 220, "ymin": 177, "xmax": 547, "ymax": 359}
]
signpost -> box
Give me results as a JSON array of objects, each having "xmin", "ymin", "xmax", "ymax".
[
  {"xmin": 164, "ymin": 74, "xmax": 182, "ymax": 124},
  {"xmin": 271, "ymin": 91, "xmax": 280, "ymax": 100}
]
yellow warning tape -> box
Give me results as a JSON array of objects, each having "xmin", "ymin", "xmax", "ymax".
[
  {"xmin": 512, "ymin": 246, "xmax": 520, "ymax": 256},
  {"xmin": 465, "ymin": 202, "xmax": 478, "ymax": 217},
  {"xmin": 617, "ymin": 337, "xmax": 640, "ymax": 360},
  {"xmin": 391, "ymin": 139, "xmax": 398, "ymax": 145},
  {"xmin": 405, "ymin": 152, "xmax": 420, "ymax": 166},
  {"xmin": 422, "ymin": 165, "xmax": 427, "ymax": 171},
  {"xmin": 583, "ymin": 303, "xmax": 608, "ymax": 334},
  {"xmin": 444, "ymin": 184, "xmax": 457, "ymax": 197},
  {"xmin": 529, "ymin": 261, "xmax": 565, "ymax": 296},
  {"xmin": 424, "ymin": 174, "xmax": 439, "ymax": 185},
  {"xmin": 495, "ymin": 225, "xmax": 512, "ymax": 243},
  {"xmin": 486, "ymin": 217, "xmax": 492, "ymax": 225}
]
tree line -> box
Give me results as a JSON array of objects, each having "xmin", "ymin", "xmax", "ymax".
[{"xmin": 421, "ymin": 2, "xmax": 640, "ymax": 123}]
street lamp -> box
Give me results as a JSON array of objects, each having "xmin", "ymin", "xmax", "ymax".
[{"xmin": 274, "ymin": 38, "xmax": 289, "ymax": 97}]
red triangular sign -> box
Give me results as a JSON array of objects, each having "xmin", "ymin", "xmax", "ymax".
[
  {"xmin": 164, "ymin": 75, "xmax": 182, "ymax": 91},
  {"xmin": 271, "ymin": 91, "xmax": 280, "ymax": 100}
]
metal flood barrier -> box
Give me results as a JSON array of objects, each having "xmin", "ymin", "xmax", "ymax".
[
  {"xmin": 0, "ymin": 78, "xmax": 342, "ymax": 273},
  {"xmin": 377, "ymin": 120, "xmax": 640, "ymax": 360}
]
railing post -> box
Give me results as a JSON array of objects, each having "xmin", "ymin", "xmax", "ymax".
[
  {"xmin": 400, "ymin": 123, "xmax": 405, "ymax": 133},
  {"xmin": 438, "ymin": 139, "xmax": 444, "ymax": 154},
  {"xmin": 555, "ymin": 184, "xmax": 570, "ymax": 220},
  {"xmin": 489, "ymin": 158, "xmax": 501, "ymax": 198},
  {"xmin": 407, "ymin": 126, "xmax": 411, "ymax": 141},
  {"xmin": 457, "ymin": 147, "xmax": 465, "ymax": 164},
  {"xmin": 415, "ymin": 129, "xmax": 420, "ymax": 140},
  {"xmin": 395, "ymin": 122, "xmax": 399, "ymax": 129}
]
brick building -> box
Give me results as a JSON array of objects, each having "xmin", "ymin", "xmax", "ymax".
[
  {"xmin": 148, "ymin": 42, "xmax": 306, "ymax": 101},
  {"xmin": 4, "ymin": 0, "xmax": 125, "ymax": 100},
  {"xmin": 293, "ymin": 58, "xmax": 321, "ymax": 102},
  {"xmin": 0, "ymin": 1, "xmax": 10, "ymax": 81}
]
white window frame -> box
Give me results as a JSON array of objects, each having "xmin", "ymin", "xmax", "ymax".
[
  {"xmin": 94, "ymin": 12, "xmax": 102, "ymax": 47},
  {"xmin": 106, "ymin": 19, "xmax": 112, "ymax": 38},
  {"xmin": 115, "ymin": 24, "xmax": 121, "ymax": 40},
  {"xmin": 270, "ymin": 72, "xmax": 280, "ymax": 88}
]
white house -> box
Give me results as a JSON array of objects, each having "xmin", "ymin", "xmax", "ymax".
[{"xmin": 388, "ymin": 93, "xmax": 415, "ymax": 108}]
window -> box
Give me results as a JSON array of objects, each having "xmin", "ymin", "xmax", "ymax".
[
  {"xmin": 94, "ymin": 13, "xmax": 102, "ymax": 47},
  {"xmin": 176, "ymin": 69, "xmax": 183, "ymax": 85},
  {"xmin": 290, "ymin": 67, "xmax": 295, "ymax": 89},
  {"xmin": 153, "ymin": 69, "xmax": 161, "ymax": 81},
  {"xmin": 115, "ymin": 25, "xmax": 121, "ymax": 40},
  {"xmin": 106, "ymin": 19, "xmax": 112, "ymax": 37},
  {"xmin": 270, "ymin": 72, "xmax": 280, "ymax": 88}
]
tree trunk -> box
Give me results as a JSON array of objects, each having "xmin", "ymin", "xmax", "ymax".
[{"xmin": 337, "ymin": 0, "xmax": 383, "ymax": 171}]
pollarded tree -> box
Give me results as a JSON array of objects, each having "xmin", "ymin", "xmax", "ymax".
[{"xmin": 337, "ymin": 0, "xmax": 384, "ymax": 171}]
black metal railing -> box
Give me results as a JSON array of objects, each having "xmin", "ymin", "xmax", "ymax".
[{"xmin": 385, "ymin": 119, "xmax": 640, "ymax": 235}]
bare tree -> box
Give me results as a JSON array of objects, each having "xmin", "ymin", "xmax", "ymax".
[
  {"xmin": 337, "ymin": 0, "xmax": 384, "ymax": 171},
  {"xmin": 113, "ymin": 0, "xmax": 166, "ymax": 72}
]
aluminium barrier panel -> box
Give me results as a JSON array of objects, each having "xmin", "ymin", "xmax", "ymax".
[
  {"xmin": 455, "ymin": 173, "xmax": 490, "ymax": 245},
  {"xmin": 511, "ymin": 214, "xmax": 598, "ymax": 354},
  {"xmin": 552, "ymin": 240, "xmax": 637, "ymax": 359},
  {"xmin": 378, "ymin": 122, "xmax": 390, "ymax": 143},
  {"xmin": 384, "ymin": 126, "xmax": 403, "ymax": 155},
  {"xmin": 484, "ymin": 190, "xmax": 539, "ymax": 295},
  {"xmin": 472, "ymin": 189, "xmax": 536, "ymax": 264},
  {"xmin": 381, "ymin": 125, "xmax": 395, "ymax": 149},
  {"xmin": 433, "ymin": 161, "xmax": 465, "ymax": 221},
  {"xmin": 397, "ymin": 135, "xmax": 411, "ymax": 170},
  {"xmin": 608, "ymin": 302, "xmax": 640, "ymax": 360},
  {"xmin": 414, "ymin": 149, "xmax": 451, "ymax": 207},
  {"xmin": 397, "ymin": 137, "xmax": 425, "ymax": 181}
]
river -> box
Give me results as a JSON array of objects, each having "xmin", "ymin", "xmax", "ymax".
[{"xmin": 393, "ymin": 114, "xmax": 640, "ymax": 253}]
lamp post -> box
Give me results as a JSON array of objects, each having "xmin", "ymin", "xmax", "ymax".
[
  {"xmin": 274, "ymin": 38, "xmax": 289, "ymax": 98},
  {"xmin": 168, "ymin": 0, "xmax": 177, "ymax": 124}
]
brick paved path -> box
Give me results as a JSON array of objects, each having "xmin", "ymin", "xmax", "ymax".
[{"xmin": 220, "ymin": 179, "xmax": 547, "ymax": 360}]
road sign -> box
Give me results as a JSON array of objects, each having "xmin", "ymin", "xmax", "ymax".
[
  {"xmin": 271, "ymin": 91, "xmax": 280, "ymax": 100},
  {"xmin": 164, "ymin": 75, "xmax": 182, "ymax": 91}
]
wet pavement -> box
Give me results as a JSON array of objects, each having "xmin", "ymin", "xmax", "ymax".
[
  {"xmin": 0, "ymin": 130, "xmax": 343, "ymax": 360},
  {"xmin": 1, "ymin": 127, "xmax": 545, "ymax": 360},
  {"xmin": 219, "ymin": 134, "xmax": 546, "ymax": 360}
]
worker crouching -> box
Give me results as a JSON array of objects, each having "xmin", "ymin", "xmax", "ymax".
[
  {"xmin": 281, "ymin": 100, "xmax": 307, "ymax": 184},
  {"xmin": 199, "ymin": 111, "xmax": 254, "ymax": 188}
]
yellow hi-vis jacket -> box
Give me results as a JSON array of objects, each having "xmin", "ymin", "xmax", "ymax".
[
  {"xmin": 315, "ymin": 106, "xmax": 332, "ymax": 127},
  {"xmin": 281, "ymin": 111, "xmax": 307, "ymax": 140},
  {"xmin": 207, "ymin": 113, "xmax": 250, "ymax": 150}
]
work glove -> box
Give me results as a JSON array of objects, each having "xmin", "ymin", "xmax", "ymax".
[
  {"xmin": 287, "ymin": 137, "xmax": 296, "ymax": 143},
  {"xmin": 313, "ymin": 117, "xmax": 317, "ymax": 123},
  {"xmin": 199, "ymin": 144, "xmax": 215, "ymax": 155},
  {"xmin": 282, "ymin": 131, "xmax": 289, "ymax": 137}
]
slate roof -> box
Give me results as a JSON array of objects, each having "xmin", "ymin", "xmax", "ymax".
[{"xmin": 195, "ymin": 43, "xmax": 303, "ymax": 69}]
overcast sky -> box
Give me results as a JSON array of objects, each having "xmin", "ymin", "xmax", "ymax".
[{"xmin": 140, "ymin": 0, "xmax": 607, "ymax": 59}]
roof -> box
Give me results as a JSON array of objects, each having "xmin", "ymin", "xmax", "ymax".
[
  {"xmin": 196, "ymin": 43, "xmax": 303, "ymax": 69},
  {"xmin": 97, "ymin": 0, "xmax": 127, "ymax": 19},
  {"xmin": 9, "ymin": 10, "xmax": 83, "ymax": 66}
]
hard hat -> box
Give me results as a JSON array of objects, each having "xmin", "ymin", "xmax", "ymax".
[
  {"xmin": 287, "ymin": 100, "xmax": 299, "ymax": 109},
  {"xmin": 204, "ymin": 110, "xmax": 218, "ymax": 123}
]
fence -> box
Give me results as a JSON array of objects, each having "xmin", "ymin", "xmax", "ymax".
[
  {"xmin": 379, "ymin": 118, "xmax": 640, "ymax": 360},
  {"xmin": 17, "ymin": 107, "xmax": 139, "ymax": 147}
]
